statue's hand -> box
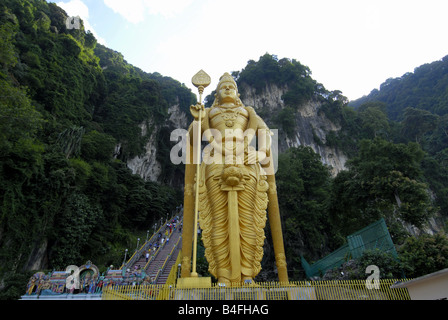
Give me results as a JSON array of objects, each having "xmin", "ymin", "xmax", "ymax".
[{"xmin": 190, "ymin": 103, "xmax": 205, "ymax": 120}]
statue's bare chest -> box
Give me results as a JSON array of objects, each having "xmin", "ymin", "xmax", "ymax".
[{"xmin": 209, "ymin": 107, "xmax": 249, "ymax": 133}]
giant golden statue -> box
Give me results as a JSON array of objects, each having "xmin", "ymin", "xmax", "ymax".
[{"xmin": 181, "ymin": 72, "xmax": 288, "ymax": 285}]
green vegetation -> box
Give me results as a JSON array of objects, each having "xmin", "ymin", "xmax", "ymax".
[
  {"xmin": 329, "ymin": 138, "xmax": 435, "ymax": 244},
  {"xmin": 398, "ymin": 233, "xmax": 448, "ymax": 278},
  {"xmin": 351, "ymin": 56, "xmax": 448, "ymax": 119},
  {"xmin": 0, "ymin": 0, "xmax": 194, "ymax": 299},
  {"xmin": 274, "ymin": 146, "xmax": 337, "ymax": 278}
]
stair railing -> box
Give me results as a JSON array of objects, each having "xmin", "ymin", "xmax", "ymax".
[
  {"xmin": 153, "ymin": 235, "xmax": 182, "ymax": 284},
  {"xmin": 121, "ymin": 219, "xmax": 171, "ymax": 271},
  {"xmin": 120, "ymin": 213, "xmax": 183, "ymax": 273},
  {"xmin": 143, "ymin": 235, "xmax": 167, "ymax": 272},
  {"xmin": 120, "ymin": 224, "xmax": 161, "ymax": 270}
]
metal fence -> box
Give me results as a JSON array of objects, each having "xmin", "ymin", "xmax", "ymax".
[
  {"xmin": 101, "ymin": 279, "xmax": 410, "ymax": 300},
  {"xmin": 301, "ymin": 218, "xmax": 398, "ymax": 278}
]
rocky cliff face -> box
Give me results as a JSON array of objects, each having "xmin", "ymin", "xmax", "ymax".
[
  {"xmin": 126, "ymin": 120, "xmax": 161, "ymax": 182},
  {"xmin": 288, "ymin": 101, "xmax": 347, "ymax": 175},
  {"xmin": 403, "ymin": 214, "xmax": 445, "ymax": 236},
  {"xmin": 126, "ymin": 102, "xmax": 189, "ymax": 182},
  {"xmin": 240, "ymin": 83, "xmax": 347, "ymax": 176},
  {"xmin": 127, "ymin": 83, "xmax": 347, "ymax": 182}
]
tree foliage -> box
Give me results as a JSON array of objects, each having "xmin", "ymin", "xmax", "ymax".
[
  {"xmin": 350, "ymin": 55, "xmax": 448, "ymax": 119},
  {"xmin": 398, "ymin": 233, "xmax": 448, "ymax": 278},
  {"xmin": 330, "ymin": 138, "xmax": 435, "ymax": 238},
  {"xmin": 272, "ymin": 146, "xmax": 340, "ymax": 278},
  {"xmin": 0, "ymin": 0, "xmax": 191, "ymax": 298}
]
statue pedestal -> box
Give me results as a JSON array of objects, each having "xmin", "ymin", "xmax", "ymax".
[{"xmin": 177, "ymin": 277, "xmax": 212, "ymax": 288}]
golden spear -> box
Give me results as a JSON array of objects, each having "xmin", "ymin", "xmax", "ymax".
[{"xmin": 190, "ymin": 70, "xmax": 211, "ymax": 277}]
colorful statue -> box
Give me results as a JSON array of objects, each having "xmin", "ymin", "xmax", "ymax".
[
  {"xmin": 181, "ymin": 72, "xmax": 288, "ymax": 285},
  {"xmin": 25, "ymin": 274, "xmax": 39, "ymax": 295}
]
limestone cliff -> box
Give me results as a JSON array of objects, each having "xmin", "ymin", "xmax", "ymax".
[
  {"xmin": 126, "ymin": 120, "xmax": 161, "ymax": 182},
  {"xmin": 240, "ymin": 83, "xmax": 347, "ymax": 176},
  {"xmin": 125, "ymin": 101, "xmax": 189, "ymax": 182}
]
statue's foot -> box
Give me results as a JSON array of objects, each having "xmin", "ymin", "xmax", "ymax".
[
  {"xmin": 242, "ymin": 276, "xmax": 255, "ymax": 285},
  {"xmin": 217, "ymin": 277, "xmax": 231, "ymax": 286}
]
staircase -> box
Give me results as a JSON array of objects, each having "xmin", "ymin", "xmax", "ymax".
[
  {"xmin": 147, "ymin": 227, "xmax": 182, "ymax": 284},
  {"xmin": 155, "ymin": 236, "xmax": 182, "ymax": 284},
  {"xmin": 122, "ymin": 216, "xmax": 183, "ymax": 285}
]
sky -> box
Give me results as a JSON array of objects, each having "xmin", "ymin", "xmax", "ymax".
[{"xmin": 53, "ymin": 0, "xmax": 448, "ymax": 101}]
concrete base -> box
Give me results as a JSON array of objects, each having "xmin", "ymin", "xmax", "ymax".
[{"xmin": 176, "ymin": 277, "xmax": 212, "ymax": 288}]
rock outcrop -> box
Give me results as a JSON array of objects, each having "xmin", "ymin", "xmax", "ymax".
[
  {"xmin": 126, "ymin": 102, "xmax": 189, "ymax": 182},
  {"xmin": 241, "ymin": 83, "xmax": 347, "ymax": 176}
]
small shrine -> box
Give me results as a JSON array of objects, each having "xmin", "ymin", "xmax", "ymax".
[{"xmin": 21, "ymin": 261, "xmax": 147, "ymax": 300}]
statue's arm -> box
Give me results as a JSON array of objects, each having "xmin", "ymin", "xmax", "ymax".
[
  {"xmin": 244, "ymin": 107, "xmax": 271, "ymax": 165},
  {"xmin": 188, "ymin": 103, "xmax": 209, "ymax": 146}
]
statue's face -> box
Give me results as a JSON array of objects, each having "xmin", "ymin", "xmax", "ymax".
[{"xmin": 217, "ymin": 82, "xmax": 238, "ymax": 104}]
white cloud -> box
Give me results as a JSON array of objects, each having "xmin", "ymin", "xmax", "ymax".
[
  {"xmin": 103, "ymin": 0, "xmax": 193, "ymax": 23},
  {"xmin": 142, "ymin": 0, "xmax": 194, "ymax": 17},
  {"xmin": 57, "ymin": 0, "xmax": 89, "ymax": 19},
  {"xmin": 57, "ymin": 0, "xmax": 107, "ymax": 45},
  {"xmin": 103, "ymin": 0, "xmax": 146, "ymax": 23}
]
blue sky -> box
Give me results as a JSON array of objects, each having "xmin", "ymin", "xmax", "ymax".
[{"xmin": 53, "ymin": 0, "xmax": 448, "ymax": 101}]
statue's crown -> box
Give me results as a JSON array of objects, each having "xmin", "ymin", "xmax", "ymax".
[{"xmin": 218, "ymin": 72, "xmax": 237, "ymax": 88}]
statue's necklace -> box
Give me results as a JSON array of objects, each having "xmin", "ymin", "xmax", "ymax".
[{"xmin": 219, "ymin": 107, "xmax": 241, "ymax": 127}]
